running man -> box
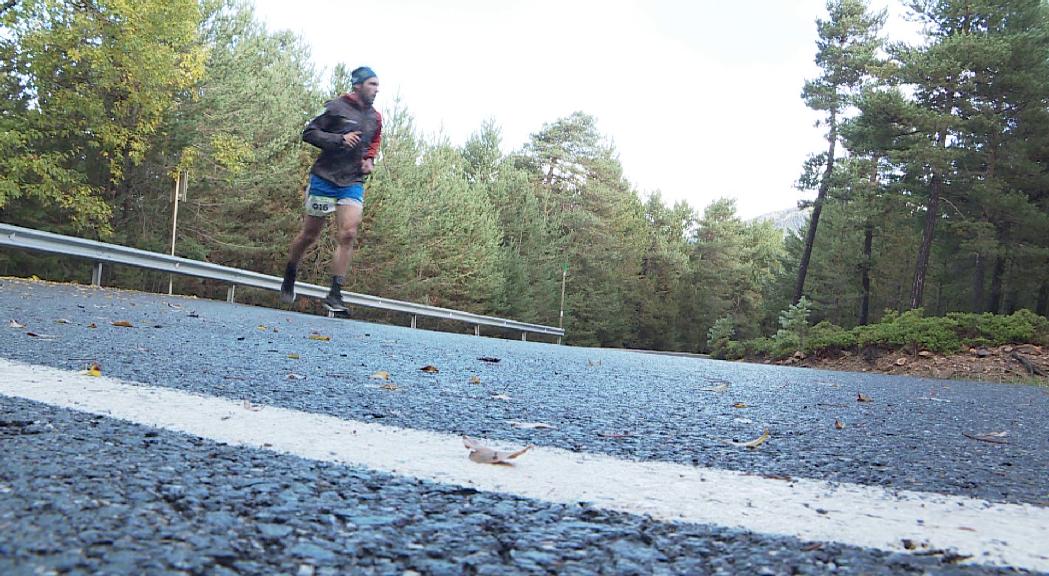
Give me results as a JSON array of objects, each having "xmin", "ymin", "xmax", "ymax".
[{"xmin": 280, "ymin": 66, "xmax": 382, "ymax": 312}]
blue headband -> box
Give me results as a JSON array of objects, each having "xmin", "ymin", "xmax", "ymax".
[{"xmin": 351, "ymin": 66, "xmax": 376, "ymax": 85}]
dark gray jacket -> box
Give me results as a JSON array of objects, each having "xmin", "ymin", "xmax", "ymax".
[{"xmin": 302, "ymin": 92, "xmax": 382, "ymax": 186}]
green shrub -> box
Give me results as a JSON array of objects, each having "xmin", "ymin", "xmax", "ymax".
[
  {"xmin": 707, "ymin": 316, "xmax": 737, "ymax": 359},
  {"xmin": 805, "ymin": 321, "xmax": 856, "ymax": 353},
  {"xmin": 743, "ymin": 337, "xmax": 775, "ymax": 359},
  {"xmin": 853, "ymin": 308, "xmax": 962, "ymax": 354},
  {"xmin": 948, "ymin": 309, "xmax": 1049, "ymax": 346}
]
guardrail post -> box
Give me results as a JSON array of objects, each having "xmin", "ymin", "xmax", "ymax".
[
  {"xmin": 411, "ymin": 315, "xmax": 417, "ymax": 329},
  {"xmin": 557, "ymin": 336, "xmax": 562, "ymax": 345},
  {"xmin": 474, "ymin": 325, "xmax": 480, "ymax": 337},
  {"xmin": 521, "ymin": 333, "xmax": 527, "ymax": 342},
  {"xmin": 91, "ymin": 262, "xmax": 103, "ymax": 286},
  {"xmin": 226, "ymin": 284, "xmax": 236, "ymax": 304}
]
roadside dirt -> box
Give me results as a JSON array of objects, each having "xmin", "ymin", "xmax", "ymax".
[{"xmin": 771, "ymin": 344, "xmax": 1049, "ymax": 385}]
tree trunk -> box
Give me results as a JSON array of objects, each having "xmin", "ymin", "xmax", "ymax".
[
  {"xmin": 793, "ymin": 108, "xmax": 837, "ymax": 305},
  {"xmin": 971, "ymin": 253, "xmax": 985, "ymax": 312},
  {"xmin": 988, "ymin": 255, "xmax": 1005, "ymax": 314},
  {"xmin": 859, "ymin": 221, "xmax": 873, "ymax": 325},
  {"xmin": 1037, "ymin": 280, "xmax": 1048, "ymax": 318},
  {"xmin": 858, "ymin": 159, "xmax": 878, "ymax": 326},
  {"xmin": 910, "ymin": 122, "xmax": 948, "ymax": 310}
]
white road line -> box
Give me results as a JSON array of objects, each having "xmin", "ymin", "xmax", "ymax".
[{"xmin": 1, "ymin": 358, "xmax": 1046, "ymax": 571}]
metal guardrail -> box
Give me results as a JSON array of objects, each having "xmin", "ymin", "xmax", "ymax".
[{"xmin": 0, "ymin": 223, "xmax": 564, "ymax": 341}]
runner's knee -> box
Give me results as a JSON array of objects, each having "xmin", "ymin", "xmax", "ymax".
[{"xmin": 336, "ymin": 226, "xmax": 358, "ymax": 246}]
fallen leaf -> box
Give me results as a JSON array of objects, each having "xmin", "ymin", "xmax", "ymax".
[
  {"xmin": 463, "ymin": 435, "xmax": 533, "ymax": 465},
  {"xmin": 419, "ymin": 365, "xmax": 439, "ymax": 373},
  {"xmin": 287, "ymin": 373, "xmax": 306, "ymax": 380},
  {"xmin": 490, "ymin": 394, "xmax": 512, "ymax": 401},
  {"xmin": 962, "ymin": 431, "xmax": 1009, "ymax": 445},
  {"xmin": 732, "ymin": 402, "xmax": 749, "ymax": 409},
  {"xmin": 857, "ymin": 393, "xmax": 873, "ymax": 403},
  {"xmin": 381, "ymin": 382, "xmax": 399, "ymax": 392},
  {"xmin": 742, "ymin": 428, "xmax": 771, "ymax": 449},
  {"xmin": 478, "ymin": 356, "xmax": 501, "ymax": 363},
  {"xmin": 834, "ymin": 419, "xmax": 845, "ymax": 430},
  {"xmin": 25, "ymin": 332, "xmax": 41, "ymax": 337},
  {"xmin": 469, "ymin": 375, "xmax": 481, "ymax": 385},
  {"xmin": 801, "ymin": 543, "xmax": 823, "ymax": 552},
  {"xmin": 85, "ymin": 362, "xmax": 102, "ymax": 377},
  {"xmin": 87, "ymin": 323, "xmax": 97, "ymax": 329},
  {"xmin": 111, "ymin": 320, "xmax": 134, "ymax": 328},
  {"xmin": 257, "ymin": 325, "xmax": 268, "ymax": 331},
  {"xmin": 700, "ymin": 383, "xmax": 729, "ymax": 393},
  {"xmin": 54, "ymin": 318, "xmax": 71, "ymax": 324},
  {"xmin": 723, "ymin": 428, "xmax": 771, "ymax": 449},
  {"xmin": 508, "ymin": 420, "xmax": 555, "ymax": 430},
  {"xmin": 587, "ymin": 359, "xmax": 602, "ymax": 367},
  {"xmin": 308, "ymin": 333, "xmax": 331, "ymax": 341},
  {"xmin": 287, "ymin": 353, "xmax": 300, "ymax": 360},
  {"xmin": 30, "ymin": 275, "xmax": 40, "ymax": 281},
  {"xmin": 243, "ymin": 400, "xmax": 262, "ymax": 411},
  {"xmin": 370, "ymin": 370, "xmax": 390, "ymax": 380},
  {"xmin": 8, "ymin": 319, "xmax": 26, "ymax": 329}
]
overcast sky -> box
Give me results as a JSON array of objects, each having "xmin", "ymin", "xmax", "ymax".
[{"xmin": 252, "ymin": 0, "xmax": 922, "ymax": 219}]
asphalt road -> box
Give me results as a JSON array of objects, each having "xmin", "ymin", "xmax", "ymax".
[{"xmin": 2, "ymin": 277, "xmax": 1047, "ymax": 575}]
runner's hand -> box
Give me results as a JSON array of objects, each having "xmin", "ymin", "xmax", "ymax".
[
  {"xmin": 361, "ymin": 158, "xmax": 374, "ymax": 174},
  {"xmin": 342, "ymin": 131, "xmax": 362, "ymax": 147}
]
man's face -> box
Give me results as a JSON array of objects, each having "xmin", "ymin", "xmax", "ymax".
[{"xmin": 357, "ymin": 77, "xmax": 379, "ymax": 106}]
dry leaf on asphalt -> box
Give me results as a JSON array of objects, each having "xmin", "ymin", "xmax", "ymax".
[
  {"xmin": 723, "ymin": 428, "xmax": 771, "ymax": 449},
  {"xmin": 700, "ymin": 383, "xmax": 730, "ymax": 393},
  {"xmin": 857, "ymin": 393, "xmax": 873, "ymax": 403},
  {"xmin": 257, "ymin": 325, "xmax": 268, "ymax": 331},
  {"xmin": 463, "ymin": 435, "xmax": 533, "ymax": 465},
  {"xmin": 370, "ymin": 370, "xmax": 390, "ymax": 380},
  {"xmin": 490, "ymin": 394, "xmax": 512, "ymax": 401},
  {"xmin": 743, "ymin": 428, "xmax": 771, "ymax": 448},
  {"xmin": 287, "ymin": 373, "xmax": 306, "ymax": 380},
  {"xmin": 87, "ymin": 323, "xmax": 97, "ymax": 329},
  {"xmin": 381, "ymin": 382, "xmax": 399, "ymax": 392},
  {"xmin": 111, "ymin": 320, "xmax": 134, "ymax": 328},
  {"xmin": 419, "ymin": 365, "xmax": 439, "ymax": 373},
  {"xmin": 478, "ymin": 357, "xmax": 501, "ymax": 363},
  {"xmin": 308, "ymin": 333, "xmax": 331, "ymax": 341},
  {"xmin": 84, "ymin": 362, "xmax": 102, "ymax": 377},
  {"xmin": 469, "ymin": 375, "xmax": 481, "ymax": 385},
  {"xmin": 243, "ymin": 400, "xmax": 262, "ymax": 411},
  {"xmin": 288, "ymin": 353, "xmax": 300, "ymax": 360},
  {"xmin": 54, "ymin": 318, "xmax": 71, "ymax": 324},
  {"xmin": 508, "ymin": 420, "xmax": 555, "ymax": 430},
  {"xmin": 8, "ymin": 320, "xmax": 26, "ymax": 329},
  {"xmin": 732, "ymin": 402, "xmax": 749, "ymax": 409},
  {"xmin": 962, "ymin": 431, "xmax": 1009, "ymax": 445},
  {"xmin": 834, "ymin": 419, "xmax": 845, "ymax": 430}
]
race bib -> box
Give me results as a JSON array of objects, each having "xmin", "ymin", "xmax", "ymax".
[{"xmin": 305, "ymin": 194, "xmax": 337, "ymax": 217}]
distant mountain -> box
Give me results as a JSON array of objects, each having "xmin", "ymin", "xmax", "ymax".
[{"xmin": 749, "ymin": 206, "xmax": 810, "ymax": 236}]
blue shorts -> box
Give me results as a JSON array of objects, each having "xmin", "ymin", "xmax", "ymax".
[{"xmin": 304, "ymin": 174, "xmax": 364, "ymax": 217}]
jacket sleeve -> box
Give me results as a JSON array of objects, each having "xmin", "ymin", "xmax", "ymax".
[
  {"xmin": 302, "ymin": 107, "xmax": 345, "ymax": 152},
  {"xmin": 365, "ymin": 111, "xmax": 383, "ymax": 159}
]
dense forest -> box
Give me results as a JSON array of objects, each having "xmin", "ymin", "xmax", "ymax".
[{"xmin": 2, "ymin": 0, "xmax": 1048, "ymax": 350}]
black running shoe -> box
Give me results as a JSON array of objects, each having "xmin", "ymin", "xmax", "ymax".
[
  {"xmin": 280, "ymin": 270, "xmax": 296, "ymax": 304},
  {"xmin": 322, "ymin": 291, "xmax": 347, "ymax": 312}
]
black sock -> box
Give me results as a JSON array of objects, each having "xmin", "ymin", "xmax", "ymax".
[
  {"xmin": 330, "ymin": 275, "xmax": 344, "ymax": 293},
  {"xmin": 285, "ymin": 263, "xmax": 297, "ymax": 278}
]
